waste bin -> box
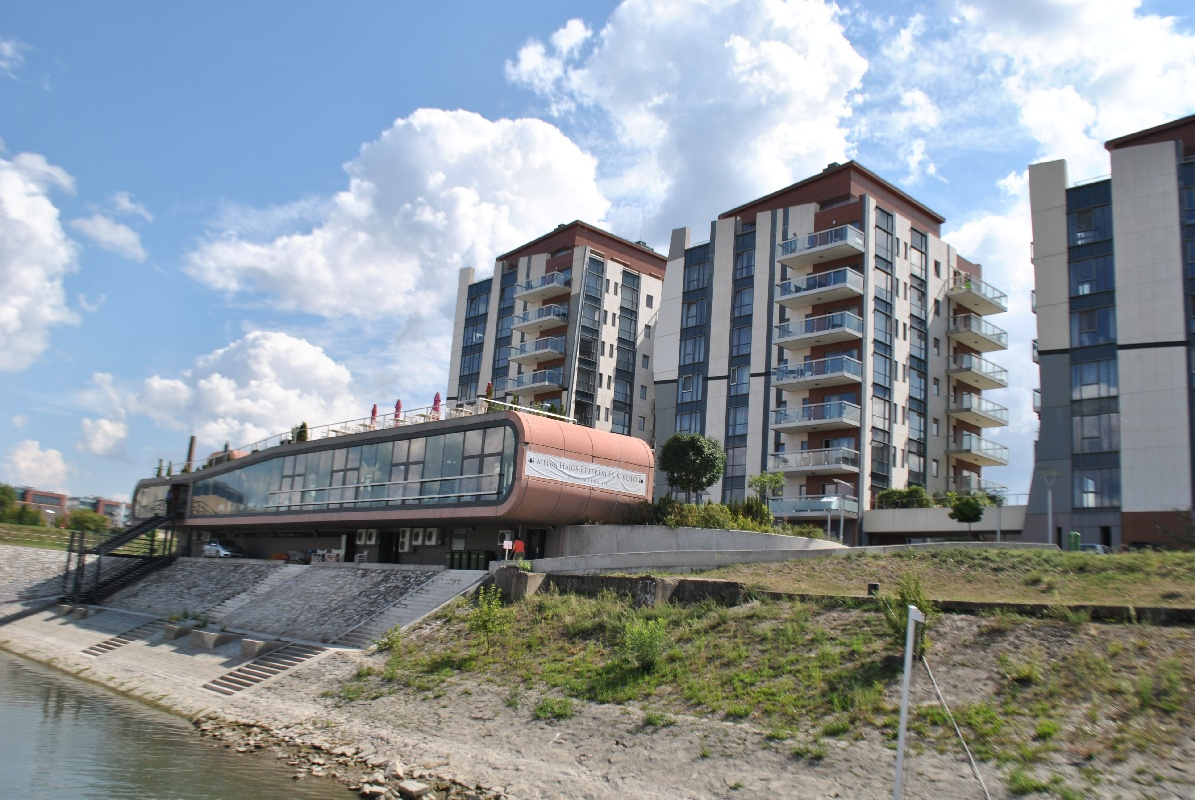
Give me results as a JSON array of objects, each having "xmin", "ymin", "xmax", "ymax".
[
  {"xmin": 445, "ymin": 551, "xmax": 454, "ymax": 569},
  {"xmin": 1069, "ymin": 531, "xmax": 1082, "ymax": 552}
]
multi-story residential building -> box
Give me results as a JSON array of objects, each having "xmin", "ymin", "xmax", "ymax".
[
  {"xmin": 1026, "ymin": 114, "xmax": 1195, "ymax": 549},
  {"xmin": 655, "ymin": 162, "xmax": 1010, "ymax": 543},
  {"xmin": 447, "ymin": 221, "xmax": 666, "ymax": 443},
  {"xmin": 68, "ymin": 495, "xmax": 129, "ymax": 527},
  {"xmin": 11, "ymin": 486, "xmax": 68, "ymax": 524}
]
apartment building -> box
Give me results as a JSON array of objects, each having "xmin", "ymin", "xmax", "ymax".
[
  {"xmin": 654, "ymin": 162, "xmax": 1010, "ymax": 543},
  {"xmin": 1026, "ymin": 114, "xmax": 1195, "ymax": 548},
  {"xmin": 446, "ymin": 221, "xmax": 666, "ymax": 443}
]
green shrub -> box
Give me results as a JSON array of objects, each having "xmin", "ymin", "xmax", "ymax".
[
  {"xmin": 534, "ymin": 696, "xmax": 575, "ymax": 720},
  {"xmin": 622, "ymin": 617, "xmax": 670, "ymax": 671},
  {"xmin": 879, "ymin": 573, "xmax": 935, "ymax": 656},
  {"xmin": 467, "ymin": 585, "xmax": 513, "ymax": 654},
  {"xmin": 374, "ymin": 625, "xmax": 403, "ymax": 652}
]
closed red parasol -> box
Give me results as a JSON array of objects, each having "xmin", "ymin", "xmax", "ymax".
[{"xmin": 432, "ymin": 392, "xmax": 442, "ymax": 419}]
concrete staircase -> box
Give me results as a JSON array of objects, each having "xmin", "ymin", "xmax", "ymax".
[
  {"xmin": 207, "ymin": 563, "xmax": 304, "ymax": 622},
  {"xmin": 82, "ymin": 618, "xmax": 166, "ymax": 657},
  {"xmin": 202, "ymin": 642, "xmax": 328, "ymax": 696},
  {"xmin": 333, "ymin": 569, "xmax": 488, "ymax": 649}
]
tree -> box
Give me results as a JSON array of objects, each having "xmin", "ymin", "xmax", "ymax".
[
  {"xmin": 14, "ymin": 504, "xmax": 45, "ymax": 527},
  {"xmin": 747, "ymin": 472, "xmax": 784, "ymax": 503},
  {"xmin": 876, "ymin": 485, "xmax": 934, "ymax": 509},
  {"xmin": 66, "ymin": 508, "xmax": 111, "ymax": 533},
  {"xmin": 948, "ymin": 493, "xmax": 989, "ymax": 539},
  {"xmin": 0, "ymin": 483, "xmax": 16, "ymax": 522},
  {"xmin": 659, "ymin": 433, "xmax": 726, "ymax": 501}
]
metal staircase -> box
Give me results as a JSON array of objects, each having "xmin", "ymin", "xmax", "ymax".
[{"xmin": 63, "ymin": 501, "xmax": 179, "ymax": 603}]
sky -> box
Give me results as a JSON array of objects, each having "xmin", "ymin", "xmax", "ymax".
[{"xmin": 2, "ymin": 0, "xmax": 1194, "ymax": 503}]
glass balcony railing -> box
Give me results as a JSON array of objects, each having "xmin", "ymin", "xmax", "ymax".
[
  {"xmin": 775, "ymin": 267, "xmax": 864, "ymax": 301},
  {"xmin": 774, "ymin": 311, "xmax": 864, "ymax": 341},
  {"xmin": 507, "ymin": 368, "xmax": 564, "ymax": 391},
  {"xmin": 949, "ymin": 274, "xmax": 1008, "ymax": 312},
  {"xmin": 947, "ymin": 354, "xmax": 1008, "ymax": 387},
  {"xmin": 514, "ymin": 270, "xmax": 571, "ymax": 298},
  {"xmin": 772, "ymin": 401, "xmax": 861, "ymax": 428},
  {"xmin": 769, "ymin": 496, "xmax": 860, "ymax": 517},
  {"xmin": 778, "ymin": 224, "xmax": 865, "ymax": 260},
  {"xmin": 512, "ymin": 304, "xmax": 569, "ymax": 328},
  {"xmin": 768, "ymin": 447, "xmax": 860, "ymax": 472},
  {"xmin": 773, "ymin": 356, "xmax": 863, "ymax": 384},
  {"xmin": 947, "ymin": 394, "xmax": 1010, "ymax": 424},
  {"xmin": 948, "ymin": 433, "xmax": 1009, "ymax": 464},
  {"xmin": 949, "ymin": 314, "xmax": 1008, "ymax": 349},
  {"xmin": 509, "ymin": 336, "xmax": 566, "ymax": 360}
]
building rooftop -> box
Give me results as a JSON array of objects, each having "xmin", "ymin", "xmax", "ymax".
[{"xmin": 1105, "ymin": 113, "xmax": 1195, "ymax": 153}]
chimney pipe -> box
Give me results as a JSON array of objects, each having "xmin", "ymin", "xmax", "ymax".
[{"xmin": 185, "ymin": 436, "xmax": 197, "ymax": 473}]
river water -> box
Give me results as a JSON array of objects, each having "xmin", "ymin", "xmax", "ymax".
[{"xmin": 0, "ymin": 649, "xmax": 353, "ymax": 800}]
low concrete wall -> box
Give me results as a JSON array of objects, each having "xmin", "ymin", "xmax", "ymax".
[
  {"xmin": 552, "ymin": 525, "xmax": 844, "ymax": 558},
  {"xmin": 188, "ymin": 629, "xmax": 239, "ymax": 649},
  {"xmin": 863, "ymin": 505, "xmax": 1027, "ymax": 536}
]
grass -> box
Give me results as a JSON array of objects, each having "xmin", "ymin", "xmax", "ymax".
[{"xmin": 701, "ymin": 548, "xmax": 1195, "ymax": 608}]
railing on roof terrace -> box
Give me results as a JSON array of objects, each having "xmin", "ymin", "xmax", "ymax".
[
  {"xmin": 778, "ymin": 224, "xmax": 865, "ymax": 259},
  {"xmin": 145, "ymin": 398, "xmax": 576, "ymax": 477}
]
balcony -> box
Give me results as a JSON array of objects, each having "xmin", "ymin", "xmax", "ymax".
[
  {"xmin": 506, "ymin": 368, "xmax": 564, "ymax": 394},
  {"xmin": 768, "ymin": 447, "xmax": 860, "ymax": 476},
  {"xmin": 770, "ymin": 496, "xmax": 860, "ymax": 520},
  {"xmin": 509, "ymin": 335, "xmax": 567, "ymax": 366},
  {"xmin": 511, "ymin": 303, "xmax": 569, "ymax": 334},
  {"xmin": 1033, "ymin": 388, "xmax": 1041, "ymax": 415},
  {"xmin": 948, "ymin": 314, "xmax": 1008, "ymax": 353},
  {"xmin": 947, "ymin": 476, "xmax": 1008, "ymax": 496},
  {"xmin": 771, "ymin": 401, "xmax": 861, "ymax": 434},
  {"xmin": 777, "ymin": 224, "xmax": 866, "ymax": 269},
  {"xmin": 946, "ymin": 394, "xmax": 1009, "ymax": 428},
  {"xmin": 775, "ymin": 267, "xmax": 865, "ymax": 310},
  {"xmin": 773, "ymin": 356, "xmax": 863, "ymax": 390},
  {"xmin": 947, "ymin": 433, "xmax": 1009, "ymax": 467},
  {"xmin": 947, "ymin": 354, "xmax": 1008, "ymax": 390},
  {"xmin": 948, "ymin": 274, "xmax": 1008, "ymax": 316},
  {"xmin": 774, "ymin": 311, "xmax": 864, "ymax": 350},
  {"xmin": 514, "ymin": 270, "xmax": 572, "ymax": 302},
  {"xmin": 1032, "ymin": 339, "xmax": 1039, "ymax": 364}
]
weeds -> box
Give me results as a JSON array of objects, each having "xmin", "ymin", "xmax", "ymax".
[
  {"xmin": 534, "ymin": 697, "xmax": 575, "ymax": 720},
  {"xmin": 374, "ymin": 625, "xmax": 402, "ymax": 652},
  {"xmin": 622, "ymin": 617, "xmax": 669, "ymax": 671},
  {"xmin": 468, "ymin": 585, "xmax": 513, "ymax": 654}
]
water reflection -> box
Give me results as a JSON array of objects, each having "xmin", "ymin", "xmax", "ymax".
[{"xmin": 0, "ymin": 650, "xmax": 352, "ymax": 800}]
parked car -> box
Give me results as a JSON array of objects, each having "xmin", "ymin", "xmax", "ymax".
[
  {"xmin": 202, "ymin": 540, "xmax": 245, "ymax": 558},
  {"xmin": 1079, "ymin": 543, "xmax": 1113, "ymax": 554}
]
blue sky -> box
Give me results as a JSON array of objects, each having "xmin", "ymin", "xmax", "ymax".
[{"xmin": 2, "ymin": 0, "xmax": 1193, "ymax": 502}]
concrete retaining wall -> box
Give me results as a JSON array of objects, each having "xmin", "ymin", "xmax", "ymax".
[{"xmin": 552, "ymin": 524, "xmax": 843, "ymax": 558}]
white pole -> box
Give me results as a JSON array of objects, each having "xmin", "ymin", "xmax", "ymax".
[
  {"xmin": 1046, "ymin": 486, "xmax": 1053, "ymax": 547},
  {"xmin": 894, "ymin": 604, "xmax": 926, "ymax": 800}
]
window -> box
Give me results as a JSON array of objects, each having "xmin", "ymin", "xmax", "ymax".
[
  {"xmin": 933, "ymin": 299, "xmax": 941, "ymax": 317},
  {"xmin": 934, "ymin": 260, "xmax": 941, "ymax": 278},
  {"xmin": 932, "ymin": 418, "xmax": 940, "ymax": 436},
  {"xmin": 640, "ymin": 384, "xmax": 647, "ymax": 400},
  {"xmin": 646, "ymin": 295, "xmax": 654, "ymax": 308},
  {"xmin": 730, "ymin": 325, "xmax": 751, "ymax": 356},
  {"xmin": 678, "ymin": 374, "xmax": 703, "ymax": 403},
  {"xmin": 684, "ymin": 261, "xmax": 711, "ymax": 290},
  {"xmin": 1070, "ymin": 307, "xmax": 1116, "ymax": 347},
  {"xmin": 726, "ymin": 406, "xmax": 749, "ymax": 436},
  {"xmin": 682, "ymin": 299, "xmax": 708, "ymax": 328},
  {"xmin": 637, "ymin": 416, "xmax": 646, "ymax": 431},
  {"xmin": 1071, "ymin": 359, "xmax": 1118, "ymax": 399},
  {"xmin": 729, "ymin": 365, "xmax": 750, "ymax": 396},
  {"xmin": 603, "ymin": 310, "xmax": 609, "ymax": 325},
  {"xmin": 931, "ymin": 459, "xmax": 939, "ymax": 478},
  {"xmin": 734, "ymin": 249, "xmax": 756, "ymax": 279},
  {"xmin": 1070, "ymin": 255, "xmax": 1114, "ymax": 296},
  {"xmin": 932, "ymin": 337, "xmax": 940, "ymax": 356},
  {"xmin": 612, "ymin": 410, "xmax": 630, "ymax": 435},
  {"xmin": 932, "ymin": 378, "xmax": 940, "ymax": 396},
  {"xmin": 1073, "ymin": 412, "xmax": 1120, "ymax": 453},
  {"xmin": 1068, "ymin": 205, "xmax": 1112, "ymax": 246},
  {"xmin": 679, "ymin": 336, "xmax": 706, "ymax": 365},
  {"xmin": 1073, "ymin": 468, "xmax": 1120, "ymax": 508},
  {"xmin": 644, "ymin": 324, "xmax": 651, "ymax": 339},
  {"xmin": 724, "ymin": 446, "xmax": 746, "ymax": 478},
  {"xmin": 675, "ymin": 412, "xmax": 699, "ymax": 433},
  {"xmin": 641, "ymin": 354, "xmax": 650, "ymax": 369},
  {"xmin": 732, "ymin": 287, "xmax": 754, "ymax": 317}
]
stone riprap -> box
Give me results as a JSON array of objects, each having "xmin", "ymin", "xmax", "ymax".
[
  {"xmin": 218, "ymin": 566, "xmax": 437, "ymax": 643},
  {"xmin": 0, "ymin": 543, "xmax": 72, "ymax": 600},
  {"xmin": 104, "ymin": 559, "xmax": 282, "ymax": 617}
]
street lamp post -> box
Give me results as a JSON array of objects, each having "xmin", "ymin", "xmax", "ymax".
[{"xmin": 1041, "ymin": 468, "xmax": 1059, "ymax": 547}]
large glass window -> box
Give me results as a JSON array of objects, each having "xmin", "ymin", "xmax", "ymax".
[
  {"xmin": 1069, "ymin": 255, "xmax": 1114, "ymax": 296},
  {"xmin": 1073, "ymin": 468, "xmax": 1120, "ymax": 508},
  {"xmin": 678, "ymin": 374, "xmax": 703, "ymax": 403},
  {"xmin": 1071, "ymin": 359, "xmax": 1118, "ymax": 400},
  {"xmin": 1068, "ymin": 205, "xmax": 1113, "ymax": 246},
  {"xmin": 681, "ymin": 299, "xmax": 708, "ymax": 328},
  {"xmin": 732, "ymin": 287, "xmax": 754, "ymax": 317},
  {"xmin": 679, "ymin": 335, "xmax": 706, "ymax": 365},
  {"xmin": 729, "ymin": 366, "xmax": 750, "ymax": 396},
  {"xmin": 726, "ymin": 405, "xmax": 749, "ymax": 437},
  {"xmin": 730, "ymin": 325, "xmax": 751, "ymax": 356},
  {"xmin": 1070, "ymin": 307, "xmax": 1116, "ymax": 347},
  {"xmin": 724, "ymin": 446, "xmax": 746, "ymax": 478},
  {"xmin": 1072, "ymin": 412, "xmax": 1120, "ymax": 453},
  {"xmin": 734, "ymin": 249, "xmax": 755, "ymax": 279}
]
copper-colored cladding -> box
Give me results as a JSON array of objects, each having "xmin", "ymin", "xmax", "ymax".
[
  {"xmin": 1105, "ymin": 114, "xmax": 1195, "ymax": 156},
  {"xmin": 166, "ymin": 410, "xmax": 653, "ymax": 532}
]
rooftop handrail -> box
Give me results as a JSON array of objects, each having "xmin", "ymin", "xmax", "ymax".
[
  {"xmin": 773, "ymin": 356, "xmax": 863, "ymax": 381},
  {"xmin": 949, "ymin": 314, "xmax": 1008, "ymax": 346},
  {"xmin": 775, "ymin": 310, "xmax": 864, "ymax": 339},
  {"xmin": 773, "ymin": 401, "xmax": 861, "ymax": 426},
  {"xmin": 778, "ymin": 223, "xmax": 865, "ymax": 257},
  {"xmin": 776, "ymin": 266, "xmax": 864, "ymax": 297},
  {"xmin": 514, "ymin": 270, "xmax": 572, "ymax": 295},
  {"xmin": 949, "ymin": 273, "xmax": 1008, "ymax": 308}
]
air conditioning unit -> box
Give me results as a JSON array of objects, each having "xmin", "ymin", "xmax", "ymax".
[
  {"xmin": 397, "ymin": 528, "xmax": 412, "ymax": 553},
  {"xmin": 354, "ymin": 528, "xmax": 378, "ymax": 545},
  {"xmin": 424, "ymin": 527, "xmax": 440, "ymax": 546},
  {"xmin": 411, "ymin": 527, "xmax": 425, "ymax": 547}
]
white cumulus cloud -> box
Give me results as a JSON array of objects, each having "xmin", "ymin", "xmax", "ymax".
[
  {"xmin": 0, "ymin": 151, "xmax": 81, "ymax": 371},
  {"xmin": 79, "ymin": 417, "xmax": 128, "ymax": 458},
  {"xmin": 2, "ymin": 439, "xmax": 71, "ymax": 492},
  {"xmin": 507, "ymin": 0, "xmax": 868, "ymax": 236},
  {"xmin": 184, "ymin": 108, "xmax": 609, "ymax": 323},
  {"xmin": 69, "ymin": 213, "xmax": 147, "ymax": 261}
]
